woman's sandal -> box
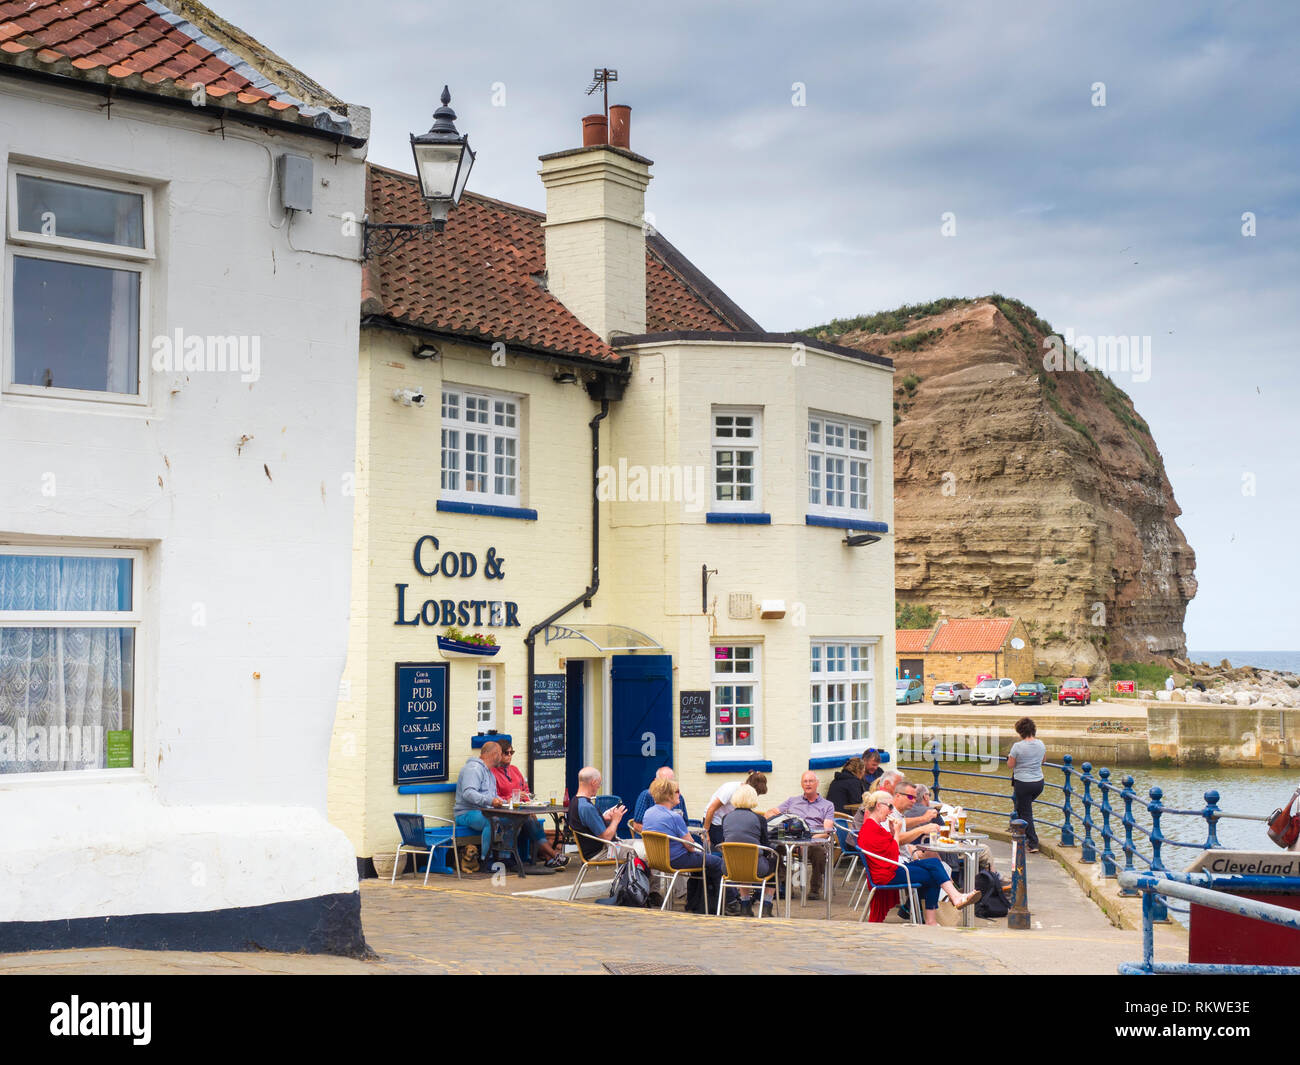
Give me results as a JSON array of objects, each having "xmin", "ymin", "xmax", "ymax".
[{"xmin": 954, "ymin": 889, "xmax": 983, "ymax": 910}]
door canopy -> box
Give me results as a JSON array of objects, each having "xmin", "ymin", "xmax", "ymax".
[{"xmin": 544, "ymin": 624, "xmax": 663, "ymax": 652}]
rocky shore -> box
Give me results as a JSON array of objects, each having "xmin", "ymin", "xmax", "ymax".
[{"xmin": 1141, "ymin": 657, "xmax": 1300, "ymax": 708}]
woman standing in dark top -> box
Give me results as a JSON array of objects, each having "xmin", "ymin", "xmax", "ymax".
[
  {"xmin": 827, "ymin": 757, "xmax": 867, "ymax": 812},
  {"xmin": 1007, "ymin": 717, "xmax": 1047, "ymax": 852}
]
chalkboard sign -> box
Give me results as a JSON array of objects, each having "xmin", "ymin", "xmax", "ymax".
[
  {"xmin": 394, "ymin": 662, "xmax": 449, "ymax": 785},
  {"xmin": 679, "ymin": 690, "xmax": 710, "ymax": 738},
  {"xmin": 532, "ymin": 673, "xmax": 565, "ymax": 759}
]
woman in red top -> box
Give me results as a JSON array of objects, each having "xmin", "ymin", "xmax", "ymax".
[
  {"xmin": 490, "ymin": 744, "xmax": 568, "ymax": 868},
  {"xmin": 857, "ymin": 791, "xmax": 979, "ymax": 923}
]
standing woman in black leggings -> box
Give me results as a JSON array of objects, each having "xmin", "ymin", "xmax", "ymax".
[{"xmin": 1007, "ymin": 717, "xmax": 1046, "ymax": 852}]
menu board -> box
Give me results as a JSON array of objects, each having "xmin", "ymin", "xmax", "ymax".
[
  {"xmin": 532, "ymin": 673, "xmax": 565, "ymax": 759},
  {"xmin": 394, "ymin": 662, "xmax": 449, "ymax": 785},
  {"xmin": 679, "ymin": 690, "xmax": 710, "ymax": 738}
]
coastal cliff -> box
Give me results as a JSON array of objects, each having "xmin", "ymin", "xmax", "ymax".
[{"xmin": 809, "ymin": 296, "xmax": 1197, "ymax": 678}]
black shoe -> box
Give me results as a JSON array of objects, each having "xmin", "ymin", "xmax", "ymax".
[
  {"xmin": 740, "ymin": 900, "xmax": 755, "ymax": 917},
  {"xmin": 725, "ymin": 899, "xmax": 744, "ymax": 916}
]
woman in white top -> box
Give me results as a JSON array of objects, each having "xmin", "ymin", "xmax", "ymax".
[{"xmin": 1007, "ymin": 717, "xmax": 1047, "ymax": 852}]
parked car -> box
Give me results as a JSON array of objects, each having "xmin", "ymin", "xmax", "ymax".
[
  {"xmin": 1012, "ymin": 682, "xmax": 1050, "ymax": 706},
  {"xmin": 932, "ymin": 682, "xmax": 971, "ymax": 705},
  {"xmin": 1059, "ymin": 677, "xmax": 1092, "ymax": 705},
  {"xmin": 970, "ymin": 677, "xmax": 1016, "ymax": 706},
  {"xmin": 896, "ymin": 677, "xmax": 925, "ymax": 705}
]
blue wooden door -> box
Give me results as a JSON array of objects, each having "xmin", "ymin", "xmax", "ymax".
[
  {"xmin": 611, "ymin": 654, "xmax": 673, "ymax": 837},
  {"xmin": 565, "ymin": 660, "xmax": 585, "ymax": 799}
]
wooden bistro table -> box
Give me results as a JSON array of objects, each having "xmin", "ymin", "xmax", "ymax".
[{"xmin": 482, "ymin": 801, "xmax": 567, "ymax": 879}]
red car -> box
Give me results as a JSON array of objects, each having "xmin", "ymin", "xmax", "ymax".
[{"xmin": 1059, "ymin": 677, "xmax": 1091, "ymax": 705}]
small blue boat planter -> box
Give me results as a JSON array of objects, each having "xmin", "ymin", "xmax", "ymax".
[{"xmin": 436, "ymin": 636, "xmax": 500, "ymax": 659}]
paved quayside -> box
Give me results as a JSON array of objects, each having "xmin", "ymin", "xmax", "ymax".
[{"xmin": 0, "ymin": 842, "xmax": 1187, "ymax": 975}]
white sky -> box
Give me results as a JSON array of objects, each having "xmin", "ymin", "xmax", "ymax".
[{"xmin": 216, "ymin": 0, "xmax": 1300, "ymax": 650}]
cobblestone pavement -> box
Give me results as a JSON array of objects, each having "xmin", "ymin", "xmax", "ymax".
[{"xmin": 0, "ymin": 841, "xmax": 1183, "ymax": 975}]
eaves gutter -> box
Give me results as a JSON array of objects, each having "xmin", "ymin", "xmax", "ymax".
[
  {"xmin": 360, "ymin": 315, "xmax": 632, "ymax": 380},
  {"xmin": 612, "ymin": 330, "xmax": 895, "ymax": 371},
  {"xmin": 0, "ymin": 62, "xmax": 367, "ymax": 149}
]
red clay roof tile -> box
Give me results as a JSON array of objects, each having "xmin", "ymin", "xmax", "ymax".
[
  {"xmin": 366, "ymin": 164, "xmax": 754, "ymax": 365},
  {"xmin": 0, "ymin": 0, "xmax": 348, "ymax": 137},
  {"xmin": 896, "ymin": 629, "xmax": 932, "ymax": 654},
  {"xmin": 926, "ymin": 618, "xmax": 1017, "ymax": 654}
]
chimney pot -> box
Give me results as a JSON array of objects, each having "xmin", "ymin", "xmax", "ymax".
[
  {"xmin": 608, "ymin": 105, "xmax": 631, "ymax": 149},
  {"xmin": 581, "ymin": 114, "xmax": 608, "ymax": 146}
]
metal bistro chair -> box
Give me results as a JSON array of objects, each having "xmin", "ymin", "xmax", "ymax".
[
  {"xmin": 641, "ymin": 831, "xmax": 711, "ymax": 912},
  {"xmin": 392, "ymin": 812, "xmax": 462, "ymax": 885},
  {"xmin": 568, "ymin": 829, "xmax": 633, "ymax": 901},
  {"xmin": 853, "ymin": 849, "xmax": 921, "ymax": 925},
  {"xmin": 833, "ymin": 816, "xmax": 865, "ymax": 889},
  {"xmin": 717, "ymin": 842, "xmax": 779, "ymax": 917}
]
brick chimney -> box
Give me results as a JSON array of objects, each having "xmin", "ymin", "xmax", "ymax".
[{"xmin": 538, "ymin": 109, "xmax": 652, "ymax": 341}]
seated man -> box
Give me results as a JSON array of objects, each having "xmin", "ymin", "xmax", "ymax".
[
  {"xmin": 567, "ymin": 766, "xmax": 627, "ymax": 861},
  {"xmin": 453, "ymin": 741, "xmax": 504, "ymax": 871},
  {"xmin": 490, "ymin": 743, "xmax": 567, "ymax": 868},
  {"xmin": 907, "ymin": 783, "xmax": 1003, "ymax": 883},
  {"xmin": 765, "ymin": 771, "xmax": 836, "ymax": 901},
  {"xmin": 641, "ymin": 776, "xmax": 726, "ymax": 914},
  {"xmin": 889, "ymin": 780, "xmax": 943, "ymax": 844},
  {"xmin": 861, "ymin": 748, "xmax": 884, "ymax": 788},
  {"xmin": 630, "ymin": 765, "xmax": 688, "ymax": 834},
  {"xmin": 701, "ymin": 771, "xmax": 768, "ymax": 849}
]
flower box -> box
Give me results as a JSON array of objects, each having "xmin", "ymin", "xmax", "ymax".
[{"xmin": 436, "ymin": 636, "xmax": 500, "ymax": 659}]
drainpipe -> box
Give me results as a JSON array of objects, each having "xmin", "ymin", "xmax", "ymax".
[{"xmin": 526, "ymin": 398, "xmax": 609, "ymax": 789}]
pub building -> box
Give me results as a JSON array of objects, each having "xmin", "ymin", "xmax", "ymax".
[{"xmin": 329, "ymin": 103, "xmax": 898, "ymax": 874}]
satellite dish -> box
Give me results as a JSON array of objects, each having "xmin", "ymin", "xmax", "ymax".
[{"xmin": 1011, "ymin": 637, "xmax": 1025, "ymax": 650}]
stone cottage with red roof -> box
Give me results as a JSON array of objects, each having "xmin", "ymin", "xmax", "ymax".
[{"xmin": 896, "ymin": 617, "xmax": 1036, "ymax": 689}]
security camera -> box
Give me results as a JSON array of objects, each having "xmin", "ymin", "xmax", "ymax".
[{"xmin": 393, "ymin": 388, "xmax": 426, "ymax": 407}]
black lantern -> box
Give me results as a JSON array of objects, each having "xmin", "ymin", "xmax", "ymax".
[
  {"xmin": 363, "ymin": 86, "xmax": 475, "ymax": 259},
  {"xmin": 410, "ymin": 86, "xmax": 476, "ymax": 226}
]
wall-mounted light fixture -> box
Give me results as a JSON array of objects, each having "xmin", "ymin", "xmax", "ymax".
[
  {"xmin": 843, "ymin": 533, "xmax": 882, "ymax": 547},
  {"xmin": 413, "ymin": 344, "xmax": 440, "ymax": 360},
  {"xmin": 553, "ymin": 369, "xmax": 578, "ymax": 384},
  {"xmin": 363, "ymin": 86, "xmax": 476, "ymax": 260}
]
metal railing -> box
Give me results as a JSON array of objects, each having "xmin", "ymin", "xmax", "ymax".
[
  {"xmin": 897, "ymin": 743, "xmax": 1271, "ymax": 922},
  {"xmin": 1118, "ymin": 870, "xmax": 1300, "ymax": 974}
]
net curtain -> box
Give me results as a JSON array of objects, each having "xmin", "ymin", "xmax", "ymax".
[{"xmin": 0, "ymin": 555, "xmax": 129, "ymax": 772}]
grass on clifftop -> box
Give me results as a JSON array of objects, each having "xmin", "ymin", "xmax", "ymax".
[{"xmin": 805, "ymin": 298, "xmax": 972, "ymax": 339}]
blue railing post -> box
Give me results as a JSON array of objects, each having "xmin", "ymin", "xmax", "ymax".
[
  {"xmin": 1118, "ymin": 774, "xmax": 1138, "ymax": 896},
  {"xmin": 1202, "ymin": 789, "xmax": 1222, "ymax": 850},
  {"xmin": 1059, "ymin": 754, "xmax": 1076, "ymax": 846},
  {"xmin": 1147, "ymin": 787, "xmax": 1169, "ymax": 922},
  {"xmin": 1080, "ymin": 761, "xmax": 1096, "ymax": 863},
  {"xmin": 1098, "ymin": 767, "xmax": 1117, "ymax": 877},
  {"xmin": 1140, "ymin": 885, "xmax": 1155, "ymax": 972}
]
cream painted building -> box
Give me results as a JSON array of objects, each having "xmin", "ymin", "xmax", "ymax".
[{"xmin": 331, "ymin": 113, "xmax": 896, "ymax": 870}]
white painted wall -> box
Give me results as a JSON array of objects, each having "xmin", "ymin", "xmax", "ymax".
[{"xmin": 0, "ymin": 78, "xmax": 366, "ymax": 920}]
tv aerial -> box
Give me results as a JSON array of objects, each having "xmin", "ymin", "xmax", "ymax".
[{"xmin": 585, "ymin": 67, "xmax": 618, "ymax": 118}]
